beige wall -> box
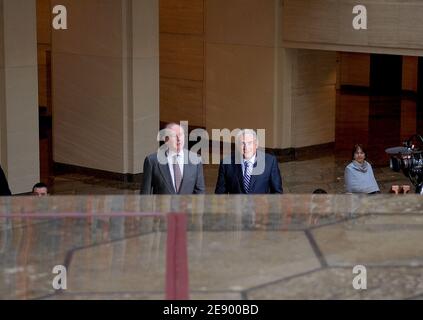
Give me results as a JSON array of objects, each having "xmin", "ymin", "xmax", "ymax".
[
  {"xmin": 52, "ymin": 0, "xmax": 159, "ymax": 174},
  {"xmin": 52, "ymin": 0, "xmax": 127, "ymax": 173},
  {"xmin": 162, "ymin": 0, "xmax": 422, "ymax": 151},
  {"xmin": 205, "ymin": 0, "xmax": 278, "ymax": 146},
  {"xmin": 205, "ymin": 0, "xmax": 337, "ymax": 149},
  {"xmin": 0, "ymin": 0, "xmax": 40, "ymax": 193},
  {"xmin": 291, "ymin": 50, "xmax": 337, "ymax": 148},
  {"xmin": 51, "ymin": 0, "xmax": 349, "ymax": 165},
  {"xmin": 128, "ymin": 0, "xmax": 160, "ymax": 173},
  {"xmin": 159, "ymin": 0, "xmax": 205, "ymax": 127},
  {"xmin": 283, "ymin": 0, "xmax": 423, "ymax": 56}
]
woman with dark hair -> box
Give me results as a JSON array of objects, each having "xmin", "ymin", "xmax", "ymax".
[
  {"xmin": 344, "ymin": 144, "xmax": 380, "ymax": 194},
  {"xmin": 0, "ymin": 165, "xmax": 11, "ymax": 196}
]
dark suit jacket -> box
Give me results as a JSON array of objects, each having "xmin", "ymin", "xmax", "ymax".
[
  {"xmin": 215, "ymin": 151, "xmax": 283, "ymax": 194},
  {"xmin": 141, "ymin": 150, "xmax": 205, "ymax": 195},
  {"xmin": 0, "ymin": 166, "xmax": 11, "ymax": 196}
]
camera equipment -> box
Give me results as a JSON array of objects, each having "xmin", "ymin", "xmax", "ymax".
[{"xmin": 386, "ymin": 134, "xmax": 423, "ymax": 194}]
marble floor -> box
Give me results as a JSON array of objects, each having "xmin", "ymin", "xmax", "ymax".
[
  {"xmin": 1, "ymin": 193, "xmax": 423, "ymax": 300},
  {"xmin": 47, "ymin": 154, "xmax": 411, "ymax": 196}
]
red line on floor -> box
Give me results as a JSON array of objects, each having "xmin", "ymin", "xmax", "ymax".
[
  {"xmin": 166, "ymin": 213, "xmax": 189, "ymax": 300},
  {"xmin": 0, "ymin": 212, "xmax": 165, "ymax": 218}
]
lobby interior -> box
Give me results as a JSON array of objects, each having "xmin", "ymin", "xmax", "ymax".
[{"xmin": 1, "ymin": 0, "xmax": 423, "ymax": 300}]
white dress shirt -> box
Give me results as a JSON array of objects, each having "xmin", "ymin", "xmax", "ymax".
[{"xmin": 167, "ymin": 150, "xmax": 184, "ymax": 192}]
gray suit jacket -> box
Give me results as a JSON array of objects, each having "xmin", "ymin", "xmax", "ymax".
[{"xmin": 141, "ymin": 150, "xmax": 205, "ymax": 195}]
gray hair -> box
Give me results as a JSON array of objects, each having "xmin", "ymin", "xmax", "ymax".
[{"xmin": 236, "ymin": 129, "xmax": 258, "ymax": 144}]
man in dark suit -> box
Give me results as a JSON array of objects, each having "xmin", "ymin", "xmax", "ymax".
[
  {"xmin": 215, "ymin": 129, "xmax": 283, "ymax": 194},
  {"xmin": 141, "ymin": 123, "xmax": 205, "ymax": 195}
]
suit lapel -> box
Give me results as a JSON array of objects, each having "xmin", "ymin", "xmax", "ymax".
[
  {"xmin": 250, "ymin": 151, "xmax": 266, "ymax": 193},
  {"xmin": 158, "ymin": 162, "xmax": 176, "ymax": 194},
  {"xmin": 179, "ymin": 150, "xmax": 195, "ymax": 193},
  {"xmin": 249, "ymin": 161, "xmax": 258, "ymax": 193},
  {"xmin": 236, "ymin": 163, "xmax": 246, "ymax": 194},
  {"xmin": 179, "ymin": 163, "xmax": 192, "ymax": 193}
]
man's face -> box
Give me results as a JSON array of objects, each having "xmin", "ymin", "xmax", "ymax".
[
  {"xmin": 166, "ymin": 125, "xmax": 185, "ymax": 153},
  {"xmin": 33, "ymin": 187, "xmax": 48, "ymax": 196},
  {"xmin": 238, "ymin": 133, "xmax": 258, "ymax": 160}
]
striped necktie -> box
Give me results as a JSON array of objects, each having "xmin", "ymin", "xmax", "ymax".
[
  {"xmin": 243, "ymin": 161, "xmax": 252, "ymax": 194},
  {"xmin": 173, "ymin": 155, "xmax": 182, "ymax": 193}
]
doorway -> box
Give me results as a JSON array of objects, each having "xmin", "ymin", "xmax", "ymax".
[{"xmin": 336, "ymin": 52, "xmax": 421, "ymax": 167}]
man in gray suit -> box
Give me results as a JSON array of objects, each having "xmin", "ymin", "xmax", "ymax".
[{"xmin": 141, "ymin": 123, "xmax": 205, "ymax": 195}]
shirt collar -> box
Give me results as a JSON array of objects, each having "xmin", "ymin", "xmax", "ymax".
[
  {"xmin": 244, "ymin": 154, "xmax": 256, "ymax": 165},
  {"xmin": 168, "ymin": 150, "xmax": 184, "ymax": 158}
]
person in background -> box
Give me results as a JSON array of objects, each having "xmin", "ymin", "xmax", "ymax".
[
  {"xmin": 344, "ymin": 144, "xmax": 380, "ymax": 194},
  {"xmin": 32, "ymin": 182, "xmax": 48, "ymax": 196},
  {"xmin": 0, "ymin": 165, "xmax": 11, "ymax": 196}
]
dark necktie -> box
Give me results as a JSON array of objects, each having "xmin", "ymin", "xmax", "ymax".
[{"xmin": 173, "ymin": 155, "xmax": 182, "ymax": 193}]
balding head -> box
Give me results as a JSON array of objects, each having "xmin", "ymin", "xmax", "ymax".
[{"xmin": 164, "ymin": 123, "xmax": 185, "ymax": 153}]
